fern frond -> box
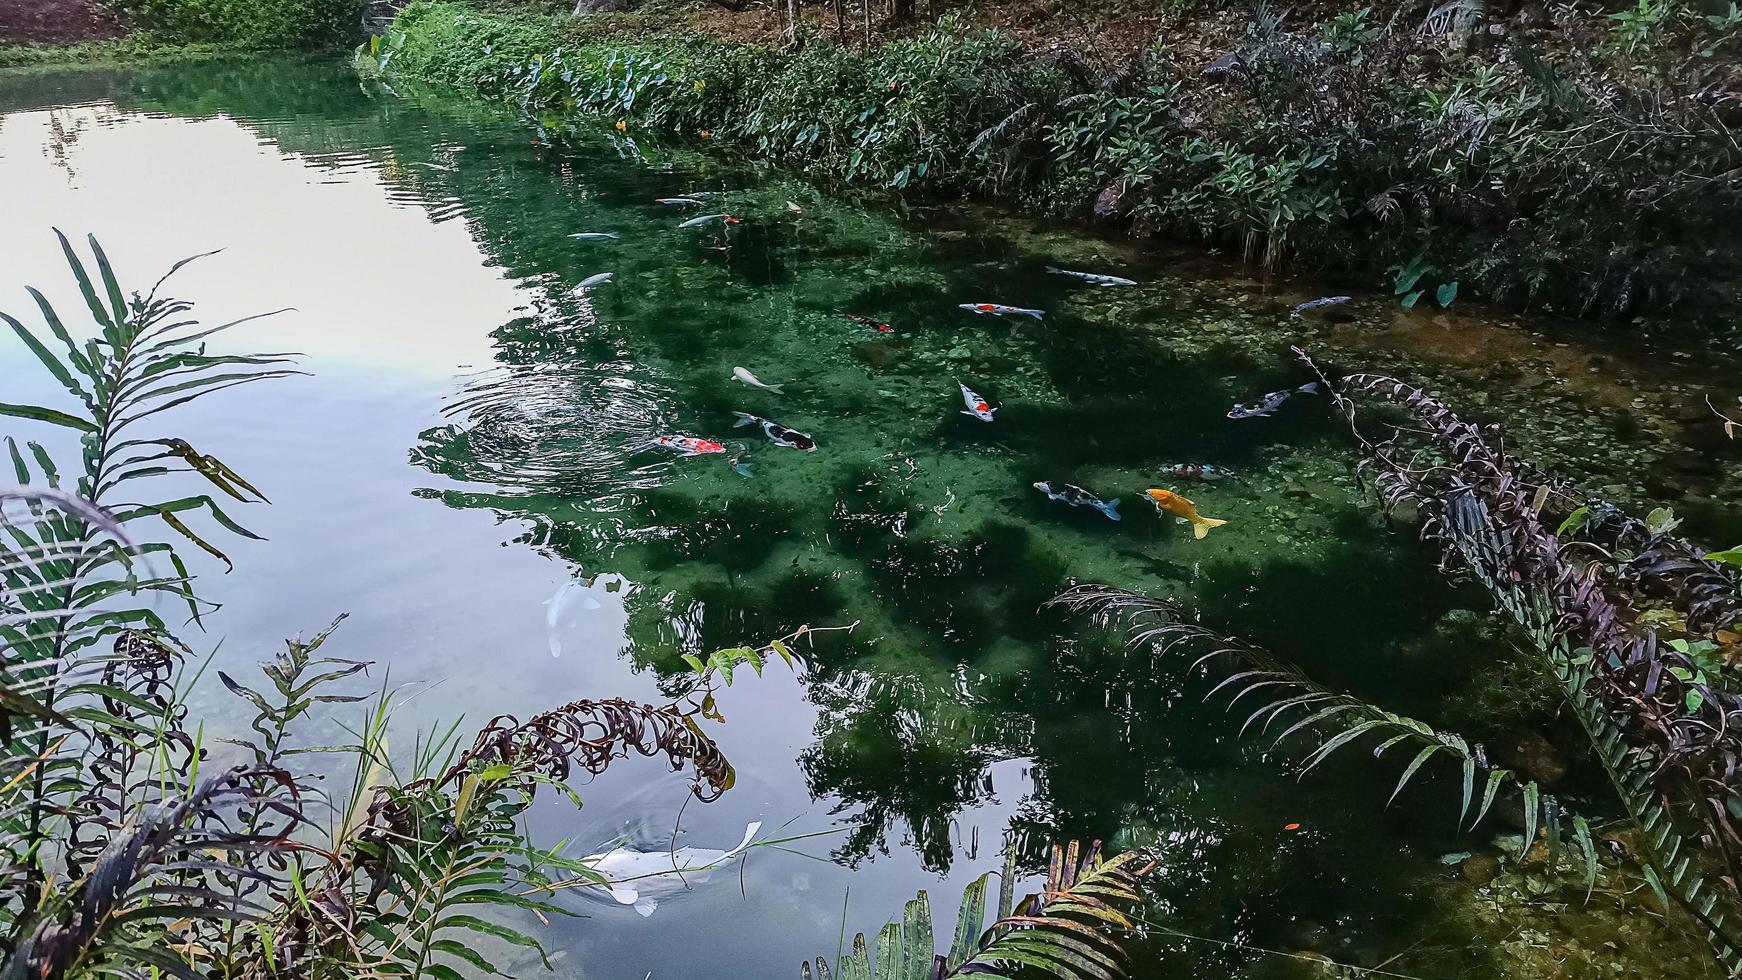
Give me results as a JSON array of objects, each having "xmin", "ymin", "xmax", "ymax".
[
  {"xmin": 1303, "ymin": 351, "xmax": 1742, "ymax": 973},
  {"xmin": 808, "ymin": 841, "xmax": 1155, "ymax": 980},
  {"xmin": 1050, "ymin": 583, "xmax": 1547, "ymax": 830}
]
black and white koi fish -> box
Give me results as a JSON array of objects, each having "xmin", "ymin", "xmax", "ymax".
[
  {"xmin": 1227, "ymin": 382, "xmax": 1319, "ymax": 419},
  {"xmin": 1033, "ymin": 481, "xmax": 1121, "ymax": 521},
  {"xmin": 732, "ymin": 412, "xmax": 816, "ymax": 452},
  {"xmin": 572, "ymin": 272, "xmax": 613, "ymax": 292},
  {"xmin": 1290, "ymin": 296, "xmax": 1350, "ymax": 318},
  {"xmin": 656, "ymin": 197, "xmax": 705, "ymax": 205},
  {"xmin": 680, "ymin": 213, "xmax": 742, "ymax": 228},
  {"xmin": 1160, "ymin": 463, "xmax": 1234, "ymax": 481},
  {"xmin": 568, "ymin": 232, "xmax": 621, "ymax": 241},
  {"xmin": 958, "ymin": 382, "xmax": 997, "ymax": 421},
  {"xmin": 1046, "ymin": 266, "xmax": 1137, "ymax": 287},
  {"xmin": 960, "ymin": 303, "xmax": 1045, "ymax": 320}
]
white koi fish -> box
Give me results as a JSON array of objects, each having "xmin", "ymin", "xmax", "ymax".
[
  {"xmin": 583, "ymin": 821, "xmax": 762, "ymax": 918},
  {"xmin": 1046, "ymin": 266, "xmax": 1137, "ymax": 287},
  {"xmin": 732, "ymin": 367, "xmax": 784, "ymax": 393},
  {"xmin": 959, "ymin": 303, "xmax": 1044, "ymax": 320},
  {"xmin": 680, "ymin": 213, "xmax": 742, "ymax": 228},
  {"xmin": 958, "ymin": 382, "xmax": 997, "ymax": 421},
  {"xmin": 572, "ymin": 272, "xmax": 613, "ymax": 292},
  {"xmin": 568, "ymin": 232, "xmax": 621, "ymax": 241},
  {"xmin": 411, "ymin": 161, "xmax": 454, "ymax": 172},
  {"xmin": 656, "ymin": 197, "xmax": 705, "ymax": 205}
]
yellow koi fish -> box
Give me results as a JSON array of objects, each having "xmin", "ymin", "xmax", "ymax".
[{"xmin": 1145, "ymin": 488, "xmax": 1227, "ymax": 539}]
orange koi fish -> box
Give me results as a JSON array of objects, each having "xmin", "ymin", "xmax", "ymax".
[{"xmin": 1145, "ymin": 488, "xmax": 1227, "ymax": 539}]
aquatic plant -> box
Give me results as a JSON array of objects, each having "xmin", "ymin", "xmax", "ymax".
[
  {"xmin": 801, "ymin": 841, "xmax": 1155, "ymax": 980},
  {"xmin": 1297, "ymin": 355, "xmax": 1742, "ymax": 969},
  {"xmin": 1050, "ymin": 585, "xmax": 1599, "ymax": 876}
]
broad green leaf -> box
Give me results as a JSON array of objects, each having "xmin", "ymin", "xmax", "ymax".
[{"xmin": 0, "ymin": 403, "xmax": 97, "ymax": 433}]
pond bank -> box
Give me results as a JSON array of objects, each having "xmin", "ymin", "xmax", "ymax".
[{"xmin": 368, "ymin": 0, "xmax": 1742, "ymax": 332}]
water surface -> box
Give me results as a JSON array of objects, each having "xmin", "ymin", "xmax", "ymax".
[{"xmin": 2, "ymin": 56, "xmax": 1739, "ymax": 979}]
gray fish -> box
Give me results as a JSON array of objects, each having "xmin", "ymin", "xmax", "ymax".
[
  {"xmin": 656, "ymin": 197, "xmax": 705, "ymax": 205},
  {"xmin": 568, "ymin": 232, "xmax": 621, "ymax": 241},
  {"xmin": 732, "ymin": 412, "xmax": 816, "ymax": 452},
  {"xmin": 572, "ymin": 272, "xmax": 614, "ymax": 293},
  {"xmin": 1290, "ymin": 295, "xmax": 1350, "ymax": 318},
  {"xmin": 1046, "ymin": 266, "xmax": 1137, "ymax": 287},
  {"xmin": 411, "ymin": 161, "xmax": 454, "ymax": 172},
  {"xmin": 1228, "ymin": 382, "xmax": 1319, "ymax": 419},
  {"xmin": 1033, "ymin": 481, "xmax": 1121, "ymax": 521}
]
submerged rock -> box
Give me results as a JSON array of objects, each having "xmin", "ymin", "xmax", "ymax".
[
  {"xmin": 1499, "ymin": 727, "xmax": 1570, "ymax": 787},
  {"xmin": 1461, "ymin": 853, "xmax": 1502, "ymax": 885}
]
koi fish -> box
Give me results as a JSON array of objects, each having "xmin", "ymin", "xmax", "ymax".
[
  {"xmin": 732, "ymin": 367, "xmax": 784, "ymax": 393},
  {"xmin": 650, "ymin": 435, "xmax": 726, "ymax": 456},
  {"xmin": 1046, "ymin": 267, "xmax": 1136, "ymax": 287},
  {"xmin": 583, "ymin": 821, "xmax": 762, "ymax": 918},
  {"xmin": 1033, "ymin": 481, "xmax": 1120, "ymax": 521},
  {"xmin": 656, "ymin": 197, "xmax": 704, "ymax": 205},
  {"xmin": 840, "ymin": 311, "xmax": 894, "ymax": 334},
  {"xmin": 1227, "ymin": 382, "xmax": 1319, "ymax": 419},
  {"xmin": 1291, "ymin": 296, "xmax": 1351, "ymax": 318},
  {"xmin": 572, "ymin": 272, "xmax": 613, "ymax": 292},
  {"xmin": 1160, "ymin": 463, "xmax": 1233, "ymax": 481},
  {"xmin": 680, "ymin": 213, "xmax": 743, "ymax": 228},
  {"xmin": 1145, "ymin": 488, "xmax": 1227, "ymax": 539},
  {"xmin": 568, "ymin": 232, "xmax": 621, "ymax": 241},
  {"xmin": 960, "ymin": 303, "xmax": 1044, "ymax": 320},
  {"xmin": 732, "ymin": 412, "xmax": 816, "ymax": 452},
  {"xmin": 411, "ymin": 161, "xmax": 454, "ymax": 172},
  {"xmin": 958, "ymin": 382, "xmax": 997, "ymax": 421}
]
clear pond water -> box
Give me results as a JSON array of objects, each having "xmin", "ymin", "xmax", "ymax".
[{"xmin": 2, "ymin": 55, "xmax": 1739, "ymax": 979}]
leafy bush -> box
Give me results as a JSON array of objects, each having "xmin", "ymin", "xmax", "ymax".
[
  {"xmin": 373, "ymin": 0, "xmax": 1742, "ymax": 323},
  {"xmin": 109, "ymin": 0, "xmax": 357, "ymax": 48}
]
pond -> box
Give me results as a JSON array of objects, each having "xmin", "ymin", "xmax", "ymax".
[{"xmin": 2, "ymin": 55, "xmax": 1739, "ymax": 979}]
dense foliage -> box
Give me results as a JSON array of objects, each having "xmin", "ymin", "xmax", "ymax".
[
  {"xmin": 373, "ymin": 0, "xmax": 1742, "ymax": 321},
  {"xmin": 107, "ymin": 0, "xmax": 357, "ymax": 48}
]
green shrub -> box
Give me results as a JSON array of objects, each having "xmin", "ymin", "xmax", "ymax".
[{"xmin": 111, "ymin": 0, "xmax": 357, "ymax": 48}]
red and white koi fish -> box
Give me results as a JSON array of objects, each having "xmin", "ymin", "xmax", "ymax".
[
  {"xmin": 959, "ymin": 303, "xmax": 1044, "ymax": 320},
  {"xmin": 1160, "ymin": 463, "xmax": 1233, "ymax": 481},
  {"xmin": 650, "ymin": 435, "xmax": 726, "ymax": 456},
  {"xmin": 958, "ymin": 382, "xmax": 997, "ymax": 421},
  {"xmin": 839, "ymin": 311, "xmax": 894, "ymax": 334},
  {"xmin": 679, "ymin": 213, "xmax": 743, "ymax": 228}
]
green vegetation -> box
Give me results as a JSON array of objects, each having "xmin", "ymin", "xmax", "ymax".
[
  {"xmin": 372, "ymin": 0, "xmax": 1742, "ymax": 323},
  {"xmin": 106, "ymin": 0, "xmax": 358, "ymax": 48}
]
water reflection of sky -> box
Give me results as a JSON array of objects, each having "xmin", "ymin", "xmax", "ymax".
[{"xmin": 0, "ymin": 104, "xmax": 521, "ymax": 378}]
